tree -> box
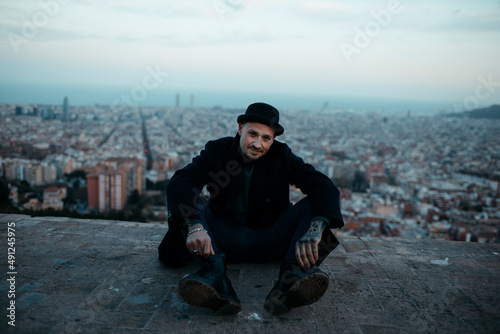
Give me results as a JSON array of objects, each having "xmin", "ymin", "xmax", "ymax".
[
  {"xmin": 67, "ymin": 170, "xmax": 86, "ymax": 179},
  {"xmin": 64, "ymin": 187, "xmax": 76, "ymax": 207},
  {"xmin": 352, "ymin": 170, "xmax": 368, "ymax": 192},
  {"xmin": 128, "ymin": 189, "xmax": 141, "ymax": 206},
  {"xmin": 19, "ymin": 180, "xmax": 31, "ymax": 191},
  {"xmin": 0, "ymin": 180, "xmax": 10, "ymax": 206}
]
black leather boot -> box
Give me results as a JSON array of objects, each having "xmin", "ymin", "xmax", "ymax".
[
  {"xmin": 264, "ymin": 260, "xmax": 329, "ymax": 315},
  {"xmin": 178, "ymin": 254, "xmax": 241, "ymax": 315}
]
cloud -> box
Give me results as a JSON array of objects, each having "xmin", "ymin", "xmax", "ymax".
[
  {"xmin": 437, "ymin": 13, "xmax": 500, "ymax": 32},
  {"xmin": 1, "ymin": 0, "xmax": 500, "ymax": 107},
  {"xmin": 393, "ymin": 2, "xmax": 500, "ymax": 33}
]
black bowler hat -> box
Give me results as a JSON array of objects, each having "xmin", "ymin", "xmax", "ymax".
[{"xmin": 237, "ymin": 102, "xmax": 284, "ymax": 136}]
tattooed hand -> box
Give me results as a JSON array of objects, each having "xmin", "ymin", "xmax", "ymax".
[{"xmin": 295, "ymin": 220, "xmax": 327, "ymax": 268}]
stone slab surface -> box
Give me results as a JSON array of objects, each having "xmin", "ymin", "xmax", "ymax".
[{"xmin": 1, "ymin": 213, "xmax": 500, "ymax": 333}]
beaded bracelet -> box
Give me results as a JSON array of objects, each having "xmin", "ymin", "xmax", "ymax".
[{"xmin": 186, "ymin": 227, "xmax": 207, "ymax": 237}]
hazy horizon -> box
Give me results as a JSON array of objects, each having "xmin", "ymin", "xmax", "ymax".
[{"xmin": 0, "ymin": 81, "xmax": 463, "ymax": 115}]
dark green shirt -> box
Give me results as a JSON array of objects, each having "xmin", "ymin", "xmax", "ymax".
[{"xmin": 234, "ymin": 163, "xmax": 255, "ymax": 225}]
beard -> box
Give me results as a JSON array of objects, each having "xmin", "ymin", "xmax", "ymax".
[{"xmin": 241, "ymin": 145, "xmax": 264, "ymax": 162}]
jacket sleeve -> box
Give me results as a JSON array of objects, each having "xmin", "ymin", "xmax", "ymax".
[
  {"xmin": 285, "ymin": 145, "xmax": 344, "ymax": 229},
  {"xmin": 166, "ymin": 141, "xmax": 214, "ymax": 230}
]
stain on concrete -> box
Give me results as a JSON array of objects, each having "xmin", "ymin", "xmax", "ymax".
[
  {"xmin": 20, "ymin": 282, "xmax": 43, "ymax": 291},
  {"xmin": 18, "ymin": 293, "xmax": 47, "ymax": 307},
  {"xmin": 430, "ymin": 257, "xmax": 450, "ymax": 265},
  {"xmin": 127, "ymin": 294, "xmax": 153, "ymax": 305}
]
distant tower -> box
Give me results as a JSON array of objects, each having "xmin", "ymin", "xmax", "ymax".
[
  {"xmin": 62, "ymin": 96, "xmax": 69, "ymax": 122},
  {"xmin": 190, "ymin": 94, "xmax": 194, "ymax": 108},
  {"xmin": 175, "ymin": 93, "xmax": 180, "ymax": 108},
  {"xmin": 321, "ymin": 101, "xmax": 328, "ymax": 110}
]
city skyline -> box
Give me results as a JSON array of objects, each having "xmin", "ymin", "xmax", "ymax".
[
  {"xmin": 1, "ymin": 0, "xmax": 500, "ymax": 113},
  {"xmin": 1, "ymin": 102, "xmax": 499, "ymax": 241}
]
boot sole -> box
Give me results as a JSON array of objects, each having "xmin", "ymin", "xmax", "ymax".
[
  {"xmin": 264, "ymin": 272, "xmax": 329, "ymax": 315},
  {"xmin": 178, "ymin": 278, "xmax": 241, "ymax": 316}
]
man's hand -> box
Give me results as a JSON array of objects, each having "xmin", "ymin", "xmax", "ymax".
[
  {"xmin": 186, "ymin": 223, "xmax": 215, "ymax": 258},
  {"xmin": 295, "ymin": 220, "xmax": 327, "ymax": 268}
]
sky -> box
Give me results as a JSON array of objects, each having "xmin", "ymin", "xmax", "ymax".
[{"xmin": 1, "ymin": 0, "xmax": 499, "ymax": 114}]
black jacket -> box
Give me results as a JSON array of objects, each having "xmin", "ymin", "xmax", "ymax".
[{"xmin": 167, "ymin": 135, "xmax": 344, "ymax": 230}]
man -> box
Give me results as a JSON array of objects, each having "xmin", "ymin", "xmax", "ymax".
[{"xmin": 159, "ymin": 102, "xmax": 344, "ymax": 315}]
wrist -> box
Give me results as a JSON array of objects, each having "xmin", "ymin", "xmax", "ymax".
[
  {"xmin": 310, "ymin": 219, "xmax": 327, "ymax": 231},
  {"xmin": 186, "ymin": 226, "xmax": 207, "ymax": 237},
  {"xmin": 187, "ymin": 223, "xmax": 203, "ymax": 231},
  {"xmin": 311, "ymin": 216, "xmax": 330, "ymax": 227},
  {"xmin": 184, "ymin": 219, "xmax": 202, "ymax": 233}
]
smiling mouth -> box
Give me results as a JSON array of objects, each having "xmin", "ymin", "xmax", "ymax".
[{"xmin": 249, "ymin": 148, "xmax": 262, "ymax": 154}]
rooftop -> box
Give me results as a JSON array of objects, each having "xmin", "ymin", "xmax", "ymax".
[{"xmin": 1, "ymin": 213, "xmax": 499, "ymax": 333}]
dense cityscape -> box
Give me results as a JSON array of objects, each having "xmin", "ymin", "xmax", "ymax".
[{"xmin": 1, "ymin": 99, "xmax": 499, "ymax": 243}]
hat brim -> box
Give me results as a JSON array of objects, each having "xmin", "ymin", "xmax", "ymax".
[{"xmin": 237, "ymin": 115, "xmax": 284, "ymax": 136}]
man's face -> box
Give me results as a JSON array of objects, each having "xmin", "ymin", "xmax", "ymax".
[{"xmin": 238, "ymin": 122, "xmax": 275, "ymax": 162}]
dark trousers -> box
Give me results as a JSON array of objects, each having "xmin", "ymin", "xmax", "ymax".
[{"xmin": 158, "ymin": 198, "xmax": 339, "ymax": 267}]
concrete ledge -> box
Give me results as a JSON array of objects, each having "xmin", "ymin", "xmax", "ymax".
[{"xmin": 1, "ymin": 213, "xmax": 499, "ymax": 333}]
